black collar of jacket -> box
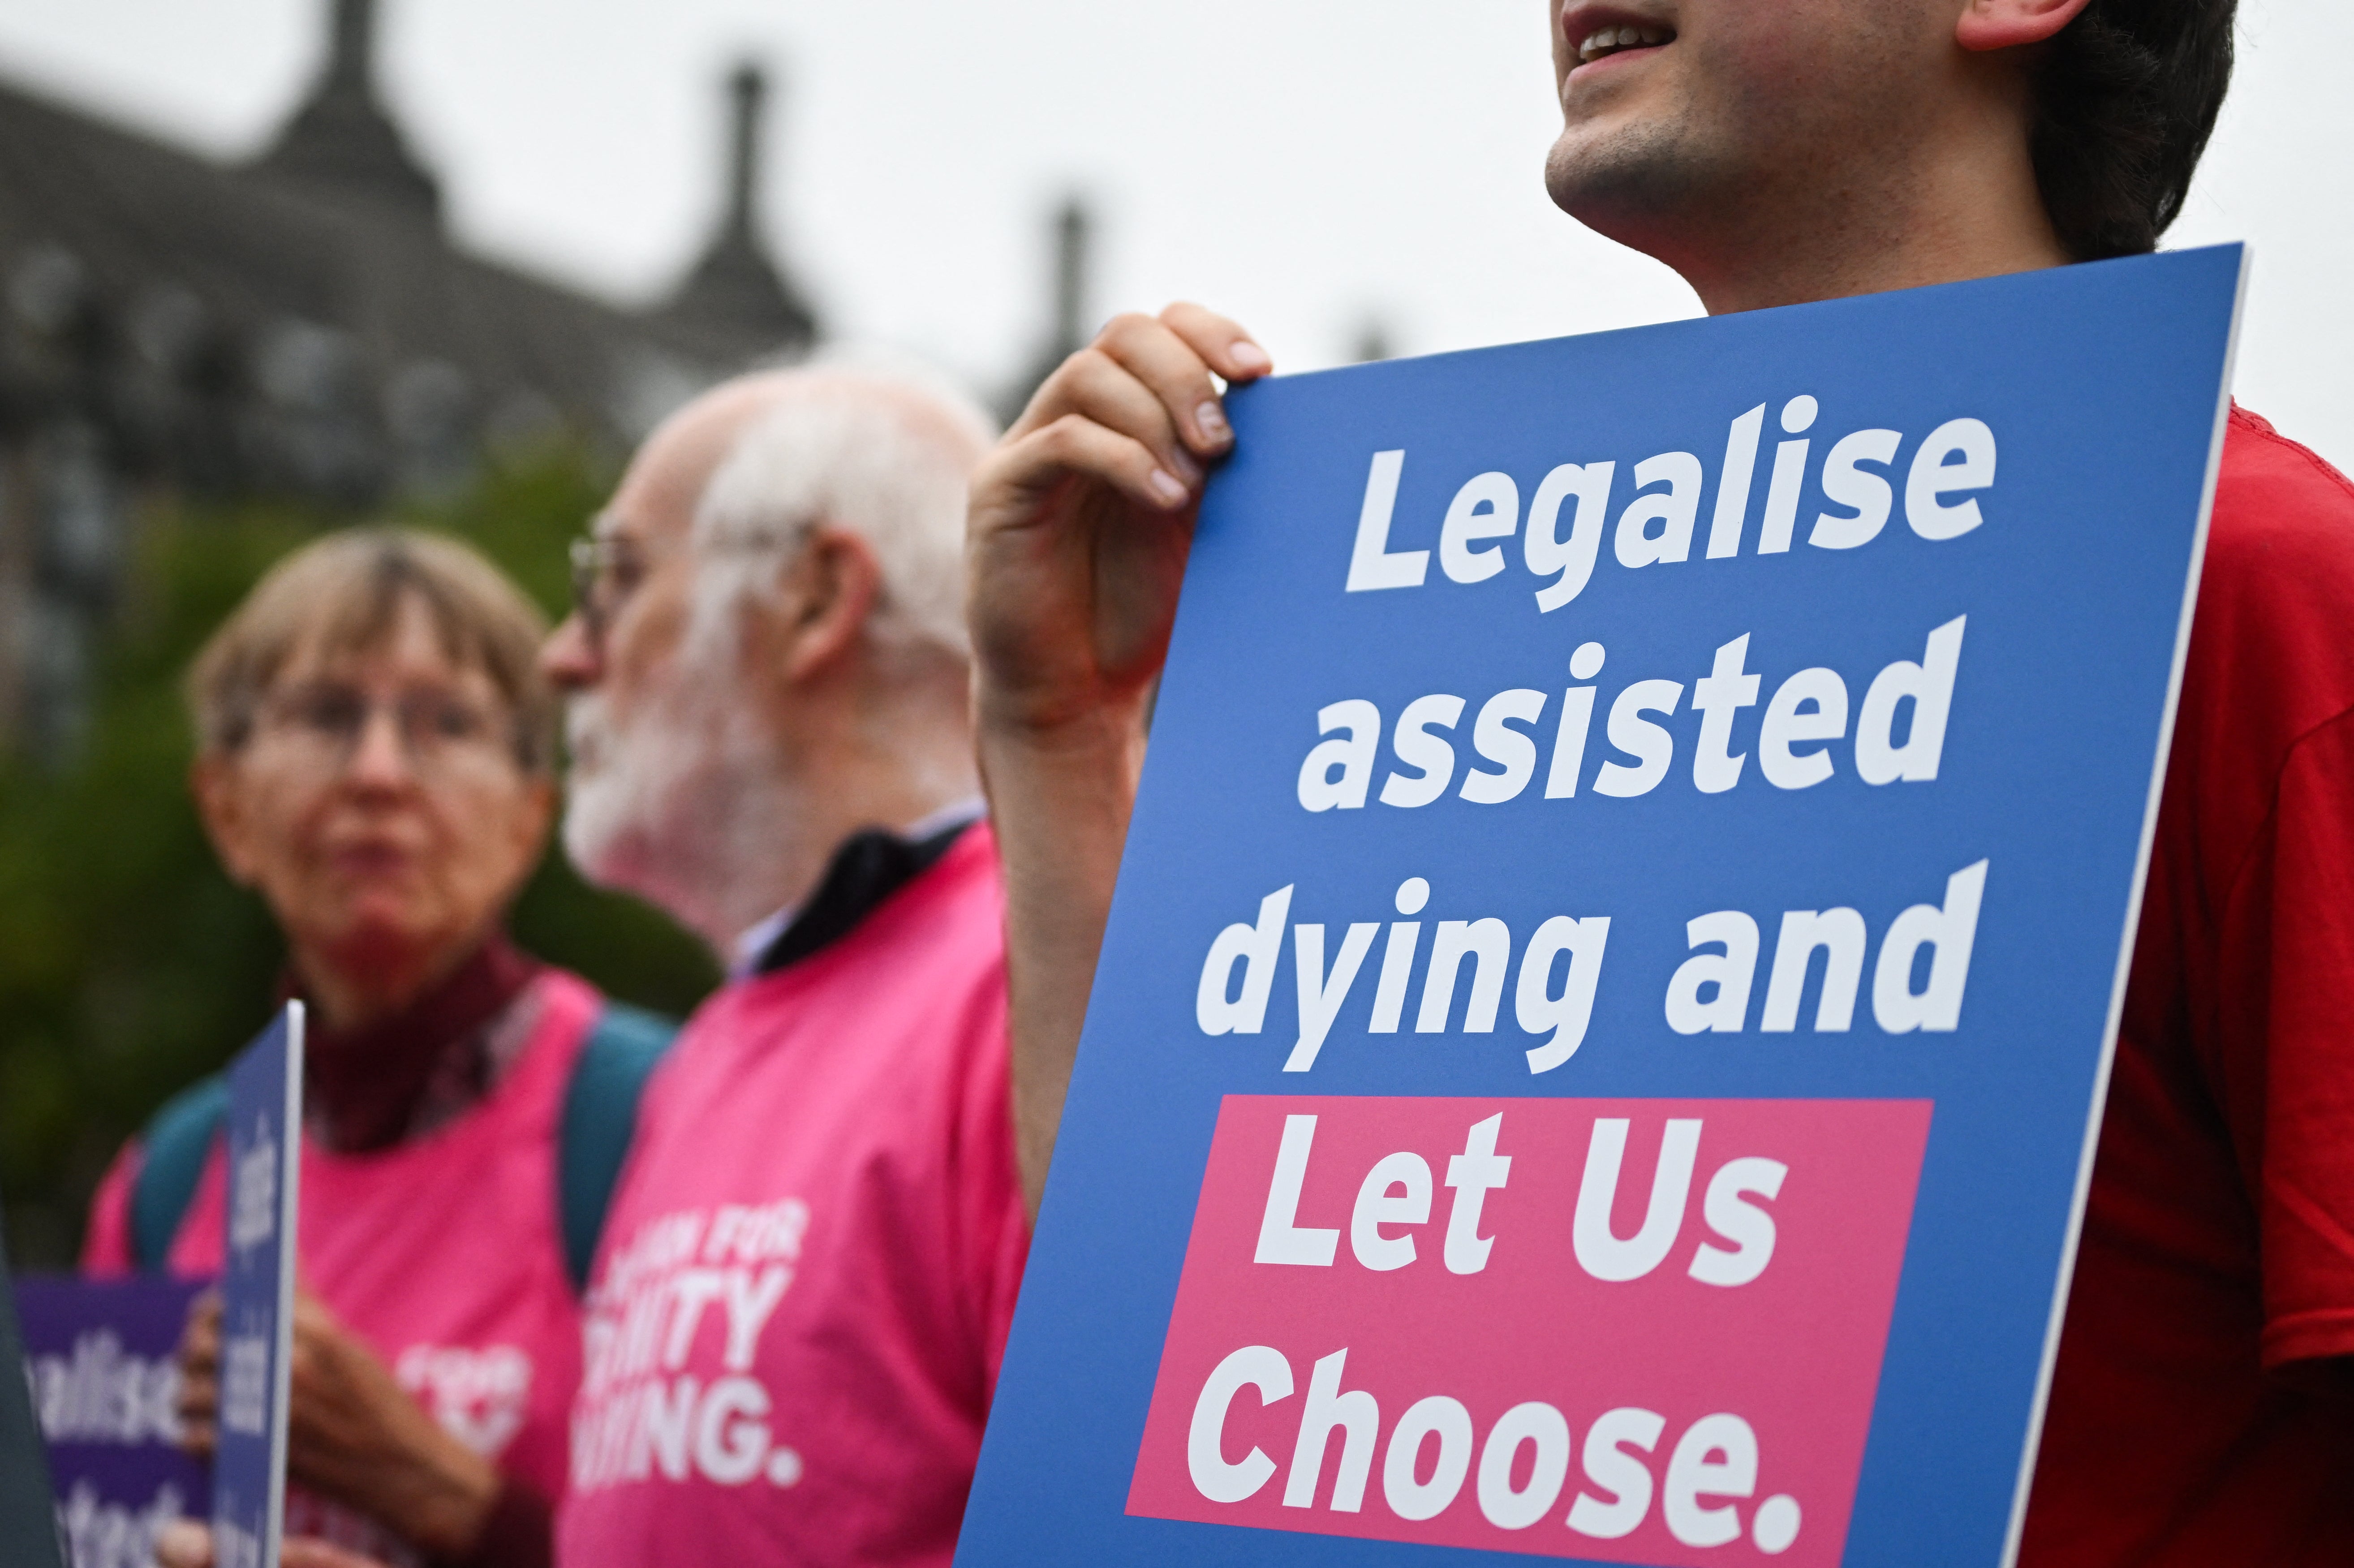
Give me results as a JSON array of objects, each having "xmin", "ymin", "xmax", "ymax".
[{"xmin": 753, "ymin": 819, "xmax": 973, "ymax": 976}]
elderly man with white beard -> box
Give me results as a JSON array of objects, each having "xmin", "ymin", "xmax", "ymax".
[{"xmin": 542, "ymin": 365, "xmax": 1029, "ymax": 1568}]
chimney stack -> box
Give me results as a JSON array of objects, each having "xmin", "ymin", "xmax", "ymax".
[
  {"xmin": 1050, "ymin": 199, "xmax": 1091, "ymax": 368},
  {"xmin": 724, "ymin": 65, "xmax": 765, "ymax": 241},
  {"xmin": 654, "ymin": 60, "xmax": 819, "ymax": 361},
  {"xmin": 328, "ymin": 0, "xmax": 377, "ymax": 89},
  {"xmin": 250, "ymin": 0, "xmax": 441, "ymax": 222},
  {"xmin": 1001, "ymin": 195, "xmax": 1097, "ymax": 425}
]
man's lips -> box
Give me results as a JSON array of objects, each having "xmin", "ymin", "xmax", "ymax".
[
  {"xmin": 1561, "ymin": 7, "xmax": 1674, "ymax": 75},
  {"xmin": 1567, "ymin": 42, "xmax": 1665, "ymax": 86}
]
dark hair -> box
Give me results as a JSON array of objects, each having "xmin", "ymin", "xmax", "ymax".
[{"xmin": 2034, "ymin": 0, "xmax": 2237, "ymax": 260}]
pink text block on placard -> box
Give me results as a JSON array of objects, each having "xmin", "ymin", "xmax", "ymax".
[{"xmin": 1126, "ymin": 1095, "xmax": 1932, "ymax": 1565}]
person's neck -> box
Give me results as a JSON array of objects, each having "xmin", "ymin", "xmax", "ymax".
[
  {"xmin": 687, "ymin": 698, "xmax": 979, "ymax": 956},
  {"xmin": 288, "ymin": 931, "xmax": 538, "ymax": 1153},
  {"xmin": 1654, "ymin": 103, "xmax": 2070, "ymax": 316},
  {"xmin": 290, "ymin": 932, "xmax": 476, "ymax": 1034}
]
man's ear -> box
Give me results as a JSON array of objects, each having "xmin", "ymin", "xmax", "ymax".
[
  {"xmin": 1956, "ymin": 0, "xmax": 2091, "ymax": 52},
  {"xmin": 772, "ymin": 527, "xmax": 883, "ymax": 684},
  {"xmin": 190, "ymin": 754, "xmax": 261, "ymax": 888}
]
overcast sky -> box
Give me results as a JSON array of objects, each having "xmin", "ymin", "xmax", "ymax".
[{"xmin": 0, "ymin": 0, "xmax": 2345, "ymax": 466}]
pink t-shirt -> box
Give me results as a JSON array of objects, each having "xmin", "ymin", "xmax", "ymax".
[
  {"xmin": 85, "ymin": 970, "xmax": 604, "ymax": 1557},
  {"xmin": 558, "ymin": 824, "xmax": 1029, "ymax": 1568}
]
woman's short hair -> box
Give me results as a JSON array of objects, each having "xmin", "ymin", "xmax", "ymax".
[
  {"xmin": 187, "ymin": 527, "xmax": 558, "ymax": 774},
  {"xmin": 2036, "ymin": 0, "xmax": 2236, "ymax": 261}
]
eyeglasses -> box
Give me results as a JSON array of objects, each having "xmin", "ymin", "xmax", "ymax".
[
  {"xmin": 568, "ymin": 529, "xmax": 670, "ymax": 655},
  {"xmin": 250, "ymin": 681, "xmax": 512, "ymax": 779},
  {"xmin": 570, "ymin": 522, "xmax": 807, "ymax": 656}
]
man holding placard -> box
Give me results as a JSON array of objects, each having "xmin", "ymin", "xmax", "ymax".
[{"xmin": 964, "ymin": 3, "xmax": 2353, "ymax": 1566}]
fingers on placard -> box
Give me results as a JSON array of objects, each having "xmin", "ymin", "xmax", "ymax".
[
  {"xmin": 1031, "ymin": 414, "xmax": 1194, "ymax": 513},
  {"xmin": 180, "ymin": 1418, "xmax": 218, "ymax": 1459},
  {"xmin": 1158, "ymin": 302, "xmax": 1273, "ymax": 384},
  {"xmin": 294, "ymin": 1288, "xmax": 350, "ymax": 1334},
  {"xmin": 284, "ymin": 1539, "xmax": 389, "ymax": 1568},
  {"xmin": 154, "ymin": 1520, "xmax": 214, "ymax": 1568},
  {"xmin": 1055, "ymin": 346, "xmax": 1195, "ymax": 482},
  {"xmin": 1097, "ymin": 314, "xmax": 1227, "ymax": 458},
  {"xmin": 178, "ymin": 1367, "xmax": 218, "ymax": 1415},
  {"xmin": 181, "ymin": 1293, "xmax": 222, "ymax": 1352},
  {"xmin": 288, "ymin": 1332, "xmax": 330, "ymax": 1389}
]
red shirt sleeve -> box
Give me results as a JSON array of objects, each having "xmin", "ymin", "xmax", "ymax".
[
  {"xmin": 80, "ymin": 1139, "xmax": 142, "ymax": 1276},
  {"xmin": 2242, "ymin": 709, "xmax": 2354, "ymax": 1369}
]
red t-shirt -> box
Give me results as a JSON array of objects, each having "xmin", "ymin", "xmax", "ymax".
[
  {"xmin": 2022, "ymin": 408, "xmax": 2354, "ymax": 1564},
  {"xmin": 556, "ymin": 823, "xmax": 1029, "ymax": 1568}
]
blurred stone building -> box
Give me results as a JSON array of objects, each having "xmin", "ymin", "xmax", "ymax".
[{"xmin": 0, "ymin": 0, "xmax": 818, "ymax": 763}]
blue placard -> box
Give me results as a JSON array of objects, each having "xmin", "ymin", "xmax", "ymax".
[
  {"xmin": 213, "ymin": 1004, "xmax": 304, "ymax": 1568},
  {"xmin": 16, "ymin": 1275, "xmax": 208, "ymax": 1568},
  {"xmin": 962, "ymin": 248, "xmax": 2244, "ymax": 1568}
]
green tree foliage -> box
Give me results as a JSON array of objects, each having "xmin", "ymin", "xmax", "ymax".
[{"xmin": 0, "ymin": 445, "xmax": 718, "ymax": 1268}]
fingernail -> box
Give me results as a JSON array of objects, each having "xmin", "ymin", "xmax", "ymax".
[
  {"xmin": 1147, "ymin": 470, "xmax": 1188, "ymax": 507},
  {"xmin": 1228, "ymin": 340, "xmax": 1271, "ymax": 373},
  {"xmin": 156, "ymin": 1521, "xmax": 207, "ymax": 1567},
  {"xmin": 1195, "ymin": 401, "xmax": 1231, "ymax": 444}
]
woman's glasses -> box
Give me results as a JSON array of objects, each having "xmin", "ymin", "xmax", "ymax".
[{"xmin": 251, "ymin": 681, "xmax": 510, "ymax": 778}]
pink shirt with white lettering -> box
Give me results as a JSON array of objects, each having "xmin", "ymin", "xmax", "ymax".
[
  {"xmin": 559, "ymin": 824, "xmax": 1029, "ymax": 1568},
  {"xmin": 84, "ymin": 970, "xmax": 603, "ymax": 1551}
]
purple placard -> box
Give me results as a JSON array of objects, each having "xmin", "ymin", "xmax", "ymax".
[{"xmin": 16, "ymin": 1275, "xmax": 207, "ymax": 1568}]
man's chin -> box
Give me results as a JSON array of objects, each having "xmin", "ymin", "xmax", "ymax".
[
  {"xmin": 559, "ymin": 780, "xmax": 644, "ymax": 896},
  {"xmin": 1544, "ymin": 118, "xmax": 1713, "ymax": 256}
]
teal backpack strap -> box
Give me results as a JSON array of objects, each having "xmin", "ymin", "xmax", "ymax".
[
  {"xmin": 130, "ymin": 1077, "xmax": 230, "ymax": 1271},
  {"xmin": 557, "ymin": 1003, "xmax": 676, "ymax": 1295}
]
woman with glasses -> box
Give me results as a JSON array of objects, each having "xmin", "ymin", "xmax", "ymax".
[{"xmin": 81, "ymin": 528, "xmax": 675, "ymax": 1568}]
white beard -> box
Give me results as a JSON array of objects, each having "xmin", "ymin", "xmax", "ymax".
[{"xmin": 561, "ymin": 653, "xmax": 804, "ymax": 949}]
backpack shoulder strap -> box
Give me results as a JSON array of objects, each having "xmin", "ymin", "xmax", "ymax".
[
  {"xmin": 130, "ymin": 1076, "xmax": 230, "ymax": 1271},
  {"xmin": 557, "ymin": 1003, "xmax": 677, "ymax": 1294}
]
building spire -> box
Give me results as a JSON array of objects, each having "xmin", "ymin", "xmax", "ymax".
[
  {"xmin": 251, "ymin": 0, "xmax": 440, "ymax": 222},
  {"xmin": 328, "ymin": 0, "xmax": 376, "ymax": 88},
  {"xmin": 1050, "ymin": 198, "xmax": 1091, "ymax": 366},
  {"xmin": 724, "ymin": 64, "xmax": 764, "ymax": 240},
  {"xmin": 1001, "ymin": 195, "xmax": 1096, "ymax": 425},
  {"xmin": 657, "ymin": 60, "xmax": 818, "ymax": 361}
]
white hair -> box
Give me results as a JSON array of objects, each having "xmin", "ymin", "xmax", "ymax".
[
  {"xmin": 564, "ymin": 360, "xmax": 993, "ymax": 946},
  {"xmin": 686, "ymin": 362, "xmax": 997, "ymax": 668}
]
